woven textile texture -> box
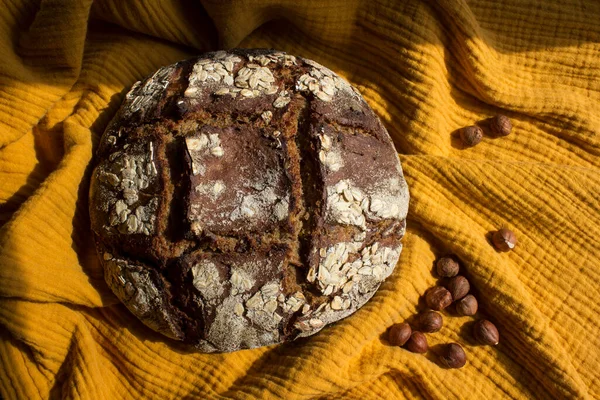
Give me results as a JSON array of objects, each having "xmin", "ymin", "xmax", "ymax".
[{"xmin": 1, "ymin": 0, "xmax": 599, "ymax": 398}]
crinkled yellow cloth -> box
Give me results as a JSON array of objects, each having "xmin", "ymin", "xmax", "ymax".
[{"xmin": 1, "ymin": 0, "xmax": 599, "ymax": 398}]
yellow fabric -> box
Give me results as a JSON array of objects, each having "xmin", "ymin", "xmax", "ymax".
[{"xmin": 0, "ymin": 0, "xmax": 599, "ymax": 398}]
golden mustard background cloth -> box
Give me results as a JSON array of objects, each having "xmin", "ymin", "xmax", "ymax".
[{"xmin": 0, "ymin": 0, "xmax": 599, "ymax": 398}]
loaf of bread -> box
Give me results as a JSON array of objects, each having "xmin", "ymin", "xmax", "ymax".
[{"xmin": 89, "ymin": 49, "xmax": 409, "ymax": 352}]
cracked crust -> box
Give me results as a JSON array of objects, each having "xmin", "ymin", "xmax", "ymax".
[{"xmin": 89, "ymin": 49, "xmax": 410, "ymax": 352}]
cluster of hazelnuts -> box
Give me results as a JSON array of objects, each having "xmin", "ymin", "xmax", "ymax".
[
  {"xmin": 459, "ymin": 115, "xmax": 512, "ymax": 147},
  {"xmin": 388, "ymin": 228, "xmax": 517, "ymax": 369}
]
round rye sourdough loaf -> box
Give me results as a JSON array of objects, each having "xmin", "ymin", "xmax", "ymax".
[{"xmin": 89, "ymin": 49, "xmax": 409, "ymax": 353}]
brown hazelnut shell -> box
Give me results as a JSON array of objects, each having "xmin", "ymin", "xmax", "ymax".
[
  {"xmin": 490, "ymin": 115, "xmax": 512, "ymax": 137},
  {"xmin": 405, "ymin": 331, "xmax": 428, "ymax": 353},
  {"xmin": 473, "ymin": 319, "xmax": 500, "ymax": 346},
  {"xmin": 417, "ymin": 311, "xmax": 443, "ymax": 333},
  {"xmin": 425, "ymin": 286, "xmax": 453, "ymax": 311},
  {"xmin": 492, "ymin": 228, "xmax": 517, "ymax": 252},
  {"xmin": 456, "ymin": 294, "xmax": 478, "ymax": 316},
  {"xmin": 447, "ymin": 275, "xmax": 470, "ymax": 301},
  {"xmin": 439, "ymin": 343, "xmax": 467, "ymax": 369},
  {"xmin": 388, "ymin": 323, "xmax": 412, "ymax": 347},
  {"xmin": 436, "ymin": 257, "xmax": 459, "ymax": 278},
  {"xmin": 460, "ymin": 126, "xmax": 483, "ymax": 147}
]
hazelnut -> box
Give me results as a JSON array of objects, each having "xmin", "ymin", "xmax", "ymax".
[
  {"xmin": 459, "ymin": 125, "xmax": 483, "ymax": 147},
  {"xmin": 425, "ymin": 286, "xmax": 453, "ymax": 311},
  {"xmin": 417, "ymin": 310, "xmax": 443, "ymax": 333},
  {"xmin": 490, "ymin": 115, "xmax": 512, "ymax": 137},
  {"xmin": 405, "ymin": 331, "xmax": 428, "ymax": 353},
  {"xmin": 456, "ymin": 294, "xmax": 478, "ymax": 316},
  {"xmin": 439, "ymin": 343, "xmax": 467, "ymax": 369},
  {"xmin": 436, "ymin": 257, "xmax": 459, "ymax": 278},
  {"xmin": 492, "ymin": 228, "xmax": 517, "ymax": 252},
  {"xmin": 388, "ymin": 323, "xmax": 412, "ymax": 347},
  {"xmin": 447, "ymin": 275, "xmax": 470, "ymax": 301},
  {"xmin": 473, "ymin": 319, "xmax": 500, "ymax": 345}
]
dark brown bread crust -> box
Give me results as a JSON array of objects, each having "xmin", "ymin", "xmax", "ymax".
[{"xmin": 89, "ymin": 49, "xmax": 409, "ymax": 352}]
